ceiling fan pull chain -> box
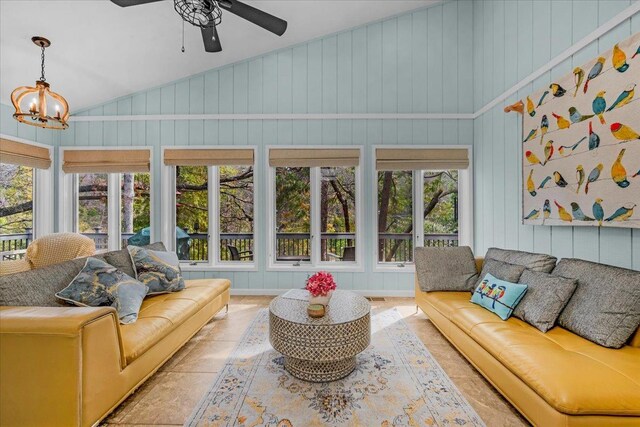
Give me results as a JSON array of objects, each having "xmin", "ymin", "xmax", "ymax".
[{"xmin": 181, "ymin": 19, "xmax": 185, "ymax": 53}]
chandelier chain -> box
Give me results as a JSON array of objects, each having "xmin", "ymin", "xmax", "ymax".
[{"xmin": 40, "ymin": 45, "xmax": 46, "ymax": 82}]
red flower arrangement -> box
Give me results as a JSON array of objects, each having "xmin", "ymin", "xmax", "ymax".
[{"xmin": 305, "ymin": 271, "xmax": 337, "ymax": 297}]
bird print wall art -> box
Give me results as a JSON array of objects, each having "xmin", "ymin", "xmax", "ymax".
[{"xmin": 522, "ymin": 32, "xmax": 640, "ymax": 230}]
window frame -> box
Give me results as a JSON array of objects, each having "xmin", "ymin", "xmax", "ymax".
[
  {"xmin": 0, "ymin": 134, "xmax": 54, "ymax": 240},
  {"xmin": 58, "ymin": 146, "xmax": 154, "ymax": 252},
  {"xmin": 162, "ymin": 146, "xmax": 258, "ymax": 272},
  {"xmin": 372, "ymin": 145, "xmax": 473, "ymax": 273},
  {"xmin": 266, "ymin": 145, "xmax": 364, "ymax": 273}
]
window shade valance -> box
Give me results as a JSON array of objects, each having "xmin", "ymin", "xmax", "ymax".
[
  {"xmin": 62, "ymin": 149, "xmax": 151, "ymax": 173},
  {"xmin": 163, "ymin": 148, "xmax": 254, "ymax": 166},
  {"xmin": 269, "ymin": 148, "xmax": 360, "ymax": 168},
  {"xmin": 0, "ymin": 138, "xmax": 51, "ymax": 169},
  {"xmin": 375, "ymin": 148, "xmax": 469, "ymax": 171}
]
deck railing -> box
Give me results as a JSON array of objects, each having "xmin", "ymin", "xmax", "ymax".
[{"xmin": 0, "ymin": 231, "xmax": 458, "ymax": 263}]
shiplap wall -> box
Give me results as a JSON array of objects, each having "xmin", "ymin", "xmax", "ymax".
[
  {"xmin": 58, "ymin": 1, "xmax": 474, "ymax": 292},
  {"xmin": 473, "ymin": 0, "xmax": 639, "ymax": 270}
]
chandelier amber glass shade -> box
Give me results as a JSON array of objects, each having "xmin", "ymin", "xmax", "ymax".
[{"xmin": 11, "ymin": 80, "xmax": 70, "ymax": 130}]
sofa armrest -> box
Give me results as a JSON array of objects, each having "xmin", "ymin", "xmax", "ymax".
[{"xmin": 0, "ymin": 306, "xmax": 125, "ymax": 427}]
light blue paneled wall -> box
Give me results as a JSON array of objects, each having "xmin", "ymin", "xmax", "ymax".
[
  {"xmin": 0, "ymin": 103, "xmax": 59, "ymax": 145},
  {"xmin": 60, "ymin": 1, "xmax": 475, "ymax": 291},
  {"xmin": 473, "ymin": 0, "xmax": 640, "ymax": 270}
]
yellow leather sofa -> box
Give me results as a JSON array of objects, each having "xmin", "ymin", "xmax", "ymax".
[
  {"xmin": 0, "ymin": 278, "xmax": 230, "ymax": 427},
  {"xmin": 415, "ymin": 259, "xmax": 640, "ymax": 427}
]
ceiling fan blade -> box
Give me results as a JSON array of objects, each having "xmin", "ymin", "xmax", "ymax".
[
  {"xmin": 110, "ymin": 0, "xmax": 163, "ymax": 7},
  {"xmin": 201, "ymin": 23, "xmax": 222, "ymax": 52},
  {"xmin": 218, "ymin": 0, "xmax": 287, "ymax": 36}
]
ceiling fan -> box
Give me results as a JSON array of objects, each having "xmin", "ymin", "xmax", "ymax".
[{"xmin": 111, "ymin": 0, "xmax": 287, "ymax": 53}]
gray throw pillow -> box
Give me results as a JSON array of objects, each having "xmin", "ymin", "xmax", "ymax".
[
  {"xmin": 485, "ymin": 247, "xmax": 557, "ymax": 273},
  {"xmin": 513, "ymin": 269, "xmax": 578, "ymax": 332},
  {"xmin": 127, "ymin": 245, "xmax": 185, "ymax": 295},
  {"xmin": 474, "ymin": 259, "xmax": 526, "ymax": 291},
  {"xmin": 556, "ymin": 258, "xmax": 640, "ymax": 348},
  {"xmin": 414, "ymin": 246, "xmax": 479, "ymax": 292},
  {"xmin": 55, "ymin": 257, "xmax": 148, "ymax": 324},
  {"xmin": 104, "ymin": 241, "xmax": 166, "ymax": 278}
]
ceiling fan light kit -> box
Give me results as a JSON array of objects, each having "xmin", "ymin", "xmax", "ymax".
[
  {"xmin": 11, "ymin": 36, "xmax": 70, "ymax": 130},
  {"xmin": 111, "ymin": 0, "xmax": 287, "ymax": 53}
]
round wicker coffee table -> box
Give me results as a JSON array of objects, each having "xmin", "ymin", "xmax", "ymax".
[{"xmin": 269, "ymin": 290, "xmax": 371, "ymax": 382}]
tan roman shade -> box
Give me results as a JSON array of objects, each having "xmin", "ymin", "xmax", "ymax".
[
  {"xmin": 269, "ymin": 148, "xmax": 360, "ymax": 167},
  {"xmin": 63, "ymin": 149, "xmax": 151, "ymax": 173},
  {"xmin": 0, "ymin": 138, "xmax": 51, "ymax": 169},
  {"xmin": 376, "ymin": 148, "xmax": 469, "ymax": 171},
  {"xmin": 164, "ymin": 148, "xmax": 254, "ymax": 166}
]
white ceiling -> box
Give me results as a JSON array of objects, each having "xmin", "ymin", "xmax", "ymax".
[{"xmin": 1, "ymin": 0, "xmax": 438, "ymax": 111}]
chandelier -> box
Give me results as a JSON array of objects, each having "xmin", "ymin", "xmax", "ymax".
[{"xmin": 11, "ymin": 36, "xmax": 69, "ymax": 130}]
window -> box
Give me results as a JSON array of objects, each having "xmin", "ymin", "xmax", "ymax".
[
  {"xmin": 375, "ymin": 147, "xmax": 472, "ymax": 269},
  {"xmin": 0, "ymin": 137, "xmax": 53, "ymax": 260},
  {"xmin": 164, "ymin": 147, "xmax": 255, "ymax": 268},
  {"xmin": 61, "ymin": 148, "xmax": 152, "ymax": 252},
  {"xmin": 268, "ymin": 147, "xmax": 362, "ymax": 269},
  {"xmin": 77, "ymin": 173, "xmax": 109, "ymax": 251},
  {"xmin": 0, "ymin": 164, "xmax": 34, "ymax": 259}
]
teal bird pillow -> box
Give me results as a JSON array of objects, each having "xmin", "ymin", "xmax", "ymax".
[
  {"xmin": 55, "ymin": 257, "xmax": 148, "ymax": 324},
  {"xmin": 127, "ymin": 245, "xmax": 185, "ymax": 295},
  {"xmin": 471, "ymin": 273, "xmax": 528, "ymax": 320}
]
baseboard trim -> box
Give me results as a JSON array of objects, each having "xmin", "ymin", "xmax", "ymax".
[{"xmin": 230, "ymin": 289, "xmax": 414, "ymax": 298}]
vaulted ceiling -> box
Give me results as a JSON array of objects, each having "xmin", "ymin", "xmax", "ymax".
[{"xmin": 0, "ymin": 0, "xmax": 438, "ymax": 111}]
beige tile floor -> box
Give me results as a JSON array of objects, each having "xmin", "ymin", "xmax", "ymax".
[{"xmin": 102, "ymin": 296, "xmax": 528, "ymax": 427}]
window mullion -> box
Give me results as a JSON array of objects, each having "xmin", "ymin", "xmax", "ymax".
[
  {"xmin": 209, "ymin": 166, "xmax": 217, "ymax": 267},
  {"xmin": 310, "ymin": 167, "xmax": 321, "ymax": 266},
  {"xmin": 107, "ymin": 173, "xmax": 121, "ymax": 251},
  {"xmin": 414, "ymin": 171, "xmax": 424, "ymax": 250}
]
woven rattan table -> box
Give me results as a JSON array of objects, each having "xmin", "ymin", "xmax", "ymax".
[{"xmin": 269, "ymin": 290, "xmax": 371, "ymax": 382}]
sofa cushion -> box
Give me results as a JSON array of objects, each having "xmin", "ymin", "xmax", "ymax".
[
  {"xmin": 471, "ymin": 273, "xmax": 528, "ymax": 320},
  {"xmin": 120, "ymin": 278, "xmax": 230, "ymax": 363},
  {"xmin": 127, "ymin": 245, "xmax": 184, "ymax": 295},
  {"xmin": 556, "ymin": 258, "xmax": 640, "ymax": 348},
  {"xmin": 468, "ymin": 322, "xmax": 640, "ymax": 415},
  {"xmin": 422, "ymin": 292, "xmax": 640, "ymax": 415},
  {"xmin": 414, "ymin": 246, "xmax": 479, "ymax": 292},
  {"xmin": 473, "ymin": 259, "xmax": 525, "ymax": 290},
  {"xmin": 513, "ymin": 269, "xmax": 578, "ymax": 332},
  {"xmin": 104, "ymin": 241, "xmax": 166, "ymax": 278},
  {"xmin": 26, "ymin": 233, "xmax": 96, "ymax": 269},
  {"xmin": 55, "ymin": 257, "xmax": 148, "ymax": 324},
  {"xmin": 485, "ymin": 247, "xmax": 557, "ymax": 273}
]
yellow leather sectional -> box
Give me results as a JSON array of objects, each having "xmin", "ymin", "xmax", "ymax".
[
  {"xmin": 0, "ymin": 278, "xmax": 230, "ymax": 427},
  {"xmin": 416, "ymin": 260, "xmax": 640, "ymax": 427}
]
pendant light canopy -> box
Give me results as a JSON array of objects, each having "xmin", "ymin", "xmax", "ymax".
[{"xmin": 11, "ymin": 36, "xmax": 70, "ymax": 130}]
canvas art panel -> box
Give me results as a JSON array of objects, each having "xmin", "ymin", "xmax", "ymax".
[{"xmin": 522, "ymin": 32, "xmax": 640, "ymax": 229}]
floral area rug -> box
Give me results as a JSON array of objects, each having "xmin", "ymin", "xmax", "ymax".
[{"xmin": 185, "ymin": 308, "xmax": 484, "ymax": 427}]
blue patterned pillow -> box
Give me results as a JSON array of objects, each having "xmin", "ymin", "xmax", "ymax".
[
  {"xmin": 55, "ymin": 257, "xmax": 148, "ymax": 324},
  {"xmin": 127, "ymin": 245, "xmax": 185, "ymax": 295},
  {"xmin": 471, "ymin": 273, "xmax": 528, "ymax": 320}
]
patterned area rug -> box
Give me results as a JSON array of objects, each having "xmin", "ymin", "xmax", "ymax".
[{"xmin": 186, "ymin": 309, "xmax": 484, "ymax": 426}]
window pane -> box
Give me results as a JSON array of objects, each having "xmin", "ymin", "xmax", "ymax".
[
  {"xmin": 176, "ymin": 166, "xmax": 208, "ymax": 262},
  {"xmin": 121, "ymin": 173, "xmax": 151, "ymax": 249},
  {"xmin": 275, "ymin": 167, "xmax": 311, "ymax": 263},
  {"xmin": 219, "ymin": 166, "xmax": 254, "ymax": 262},
  {"xmin": 424, "ymin": 170, "xmax": 459, "ymax": 247},
  {"xmin": 377, "ymin": 170, "xmax": 413, "ymax": 263},
  {"xmin": 0, "ymin": 164, "xmax": 33, "ymax": 260},
  {"xmin": 321, "ymin": 166, "xmax": 356, "ymax": 262},
  {"xmin": 78, "ymin": 173, "xmax": 109, "ymax": 251}
]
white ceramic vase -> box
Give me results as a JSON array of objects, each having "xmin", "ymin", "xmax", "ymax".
[{"xmin": 309, "ymin": 290, "xmax": 333, "ymax": 306}]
